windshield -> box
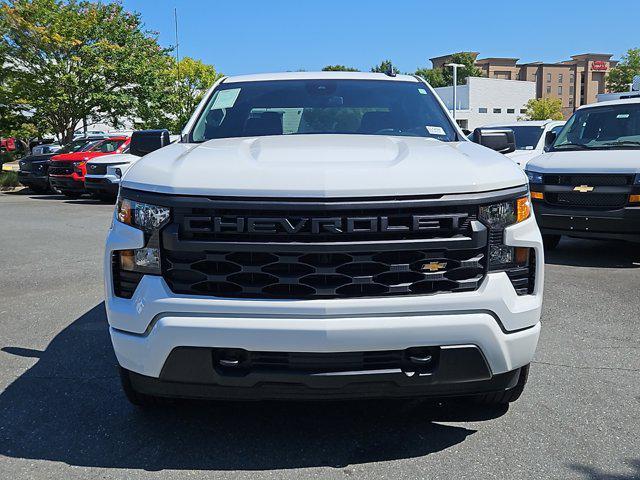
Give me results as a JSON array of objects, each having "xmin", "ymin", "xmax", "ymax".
[
  {"xmin": 90, "ymin": 138, "xmax": 126, "ymax": 153},
  {"xmin": 485, "ymin": 126, "xmax": 544, "ymax": 150},
  {"xmin": 552, "ymin": 103, "xmax": 640, "ymax": 150},
  {"xmin": 57, "ymin": 139, "xmax": 92, "ymax": 154},
  {"xmin": 191, "ymin": 79, "xmax": 457, "ymax": 142}
]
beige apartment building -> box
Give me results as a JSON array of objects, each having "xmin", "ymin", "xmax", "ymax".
[{"xmin": 430, "ymin": 52, "xmax": 617, "ymax": 118}]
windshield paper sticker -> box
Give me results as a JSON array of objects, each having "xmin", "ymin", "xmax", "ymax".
[
  {"xmin": 418, "ymin": 88, "xmax": 428, "ymax": 95},
  {"xmin": 212, "ymin": 88, "xmax": 241, "ymax": 110},
  {"xmin": 426, "ymin": 126, "xmax": 446, "ymax": 135}
]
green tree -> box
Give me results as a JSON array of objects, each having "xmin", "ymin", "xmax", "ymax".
[
  {"xmin": 0, "ymin": 0, "xmax": 171, "ymax": 142},
  {"xmin": 370, "ymin": 60, "xmax": 400, "ymax": 75},
  {"xmin": 322, "ymin": 65, "xmax": 360, "ymax": 72},
  {"xmin": 138, "ymin": 56, "xmax": 223, "ymax": 133},
  {"xmin": 607, "ymin": 48, "xmax": 640, "ymax": 93},
  {"xmin": 441, "ymin": 52, "xmax": 483, "ymax": 86},
  {"xmin": 415, "ymin": 67, "xmax": 446, "ymax": 87},
  {"xmin": 522, "ymin": 98, "xmax": 564, "ymax": 121}
]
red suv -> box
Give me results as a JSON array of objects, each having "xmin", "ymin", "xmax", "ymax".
[{"xmin": 48, "ymin": 136, "xmax": 130, "ymax": 198}]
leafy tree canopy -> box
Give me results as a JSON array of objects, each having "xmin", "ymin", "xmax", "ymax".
[
  {"xmin": 322, "ymin": 65, "xmax": 360, "ymax": 72},
  {"xmin": 138, "ymin": 56, "xmax": 223, "ymax": 134},
  {"xmin": 1, "ymin": 0, "xmax": 171, "ymax": 142},
  {"xmin": 415, "ymin": 67, "xmax": 446, "ymax": 88},
  {"xmin": 607, "ymin": 48, "xmax": 640, "ymax": 93},
  {"xmin": 522, "ymin": 97, "xmax": 564, "ymax": 121},
  {"xmin": 370, "ymin": 60, "xmax": 400, "ymax": 75},
  {"xmin": 415, "ymin": 52, "xmax": 483, "ymax": 87}
]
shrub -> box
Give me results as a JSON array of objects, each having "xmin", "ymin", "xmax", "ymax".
[{"xmin": 0, "ymin": 171, "xmax": 20, "ymax": 190}]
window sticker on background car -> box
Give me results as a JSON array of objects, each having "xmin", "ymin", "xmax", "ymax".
[
  {"xmin": 426, "ymin": 126, "xmax": 446, "ymax": 135},
  {"xmin": 211, "ymin": 88, "xmax": 241, "ymax": 110}
]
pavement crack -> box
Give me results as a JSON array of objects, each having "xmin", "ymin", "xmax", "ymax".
[{"xmin": 533, "ymin": 360, "xmax": 640, "ymax": 373}]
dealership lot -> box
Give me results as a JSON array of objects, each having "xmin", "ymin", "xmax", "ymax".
[{"xmin": 0, "ymin": 192, "xmax": 639, "ymax": 480}]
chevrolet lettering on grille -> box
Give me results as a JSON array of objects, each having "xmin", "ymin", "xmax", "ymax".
[{"xmin": 181, "ymin": 214, "xmax": 468, "ymax": 235}]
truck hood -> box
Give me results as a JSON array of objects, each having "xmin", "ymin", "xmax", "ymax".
[
  {"xmin": 122, "ymin": 134, "xmax": 526, "ymax": 198},
  {"xmin": 87, "ymin": 153, "xmax": 139, "ymax": 165},
  {"xmin": 527, "ymin": 149, "xmax": 640, "ymax": 173},
  {"xmin": 505, "ymin": 149, "xmax": 542, "ymax": 169},
  {"xmin": 51, "ymin": 151, "xmax": 107, "ymax": 162}
]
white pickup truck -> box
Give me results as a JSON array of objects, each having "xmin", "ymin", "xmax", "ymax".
[
  {"xmin": 526, "ymin": 98, "xmax": 640, "ymax": 249},
  {"xmin": 104, "ymin": 72, "xmax": 543, "ymax": 407}
]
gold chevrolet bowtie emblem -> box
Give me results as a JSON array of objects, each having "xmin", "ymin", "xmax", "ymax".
[
  {"xmin": 422, "ymin": 261, "xmax": 447, "ymax": 272},
  {"xmin": 573, "ymin": 185, "xmax": 594, "ymax": 193}
]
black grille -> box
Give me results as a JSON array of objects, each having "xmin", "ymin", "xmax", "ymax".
[
  {"xmin": 87, "ymin": 163, "xmax": 108, "ymax": 175},
  {"xmin": 544, "ymin": 174, "xmax": 633, "ymax": 186},
  {"xmin": 546, "ymin": 192, "xmax": 628, "ymax": 208},
  {"xmin": 175, "ymin": 205, "xmax": 476, "ymax": 243},
  {"xmin": 214, "ymin": 347, "xmax": 439, "ymax": 374},
  {"xmin": 160, "ymin": 197, "xmax": 489, "ymax": 300},
  {"xmin": 48, "ymin": 162, "xmax": 74, "ymax": 175},
  {"xmin": 163, "ymin": 248, "xmax": 486, "ymax": 299}
]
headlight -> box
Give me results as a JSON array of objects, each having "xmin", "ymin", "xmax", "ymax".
[
  {"xmin": 634, "ymin": 173, "xmax": 640, "ymax": 185},
  {"xmin": 525, "ymin": 170, "xmax": 543, "ymax": 184},
  {"xmin": 116, "ymin": 198, "xmax": 170, "ymax": 231},
  {"xmin": 73, "ymin": 160, "xmax": 86, "ymax": 174},
  {"xmin": 479, "ymin": 195, "xmax": 531, "ymax": 229}
]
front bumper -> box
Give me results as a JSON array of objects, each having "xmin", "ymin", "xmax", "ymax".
[
  {"xmin": 17, "ymin": 171, "xmax": 49, "ymax": 190},
  {"xmin": 49, "ymin": 174, "xmax": 85, "ymax": 192},
  {"xmin": 85, "ymin": 174, "xmax": 119, "ymax": 196},
  {"xmin": 105, "ymin": 214, "xmax": 543, "ymax": 399},
  {"xmin": 532, "ymin": 200, "xmax": 640, "ymax": 242}
]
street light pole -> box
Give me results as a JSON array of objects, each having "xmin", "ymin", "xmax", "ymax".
[{"xmin": 445, "ymin": 63, "xmax": 465, "ymax": 121}]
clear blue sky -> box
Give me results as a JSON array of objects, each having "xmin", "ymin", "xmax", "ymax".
[{"xmin": 121, "ymin": 0, "xmax": 638, "ymax": 75}]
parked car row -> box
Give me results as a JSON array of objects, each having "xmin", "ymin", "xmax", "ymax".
[{"xmin": 17, "ymin": 134, "xmax": 142, "ymax": 201}]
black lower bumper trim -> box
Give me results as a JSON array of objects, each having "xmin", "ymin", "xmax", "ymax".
[
  {"xmin": 85, "ymin": 177, "xmax": 119, "ymax": 196},
  {"xmin": 126, "ymin": 346, "xmax": 520, "ymax": 401},
  {"xmin": 533, "ymin": 202, "xmax": 640, "ymax": 243},
  {"xmin": 49, "ymin": 176, "xmax": 85, "ymax": 192},
  {"xmin": 17, "ymin": 173, "xmax": 49, "ymax": 190}
]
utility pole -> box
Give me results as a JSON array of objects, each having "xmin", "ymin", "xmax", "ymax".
[
  {"xmin": 445, "ymin": 63, "xmax": 465, "ymax": 121},
  {"xmin": 174, "ymin": 8, "xmax": 180, "ymax": 75}
]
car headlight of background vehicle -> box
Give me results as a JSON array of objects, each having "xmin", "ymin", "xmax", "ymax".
[
  {"xmin": 112, "ymin": 198, "xmax": 170, "ymax": 288},
  {"xmin": 525, "ymin": 170, "xmax": 543, "ymax": 184},
  {"xmin": 479, "ymin": 194, "xmax": 535, "ymax": 295}
]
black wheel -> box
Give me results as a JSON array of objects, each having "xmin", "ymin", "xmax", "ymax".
[
  {"xmin": 119, "ymin": 367, "xmax": 174, "ymax": 408},
  {"xmin": 543, "ymin": 234, "xmax": 561, "ymax": 251},
  {"xmin": 475, "ymin": 364, "xmax": 529, "ymax": 406},
  {"xmin": 61, "ymin": 190, "xmax": 81, "ymax": 199}
]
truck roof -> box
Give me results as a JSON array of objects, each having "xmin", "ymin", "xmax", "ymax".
[
  {"xmin": 223, "ymin": 71, "xmax": 418, "ymax": 83},
  {"xmin": 579, "ymin": 97, "xmax": 640, "ymax": 110}
]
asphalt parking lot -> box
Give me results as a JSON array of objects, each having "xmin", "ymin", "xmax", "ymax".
[{"xmin": 0, "ymin": 190, "xmax": 639, "ymax": 480}]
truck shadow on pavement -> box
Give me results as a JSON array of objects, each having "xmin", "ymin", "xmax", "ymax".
[
  {"xmin": 544, "ymin": 237, "xmax": 640, "ymax": 269},
  {"xmin": 0, "ymin": 303, "xmax": 505, "ymax": 471}
]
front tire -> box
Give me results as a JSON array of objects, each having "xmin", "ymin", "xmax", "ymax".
[
  {"xmin": 119, "ymin": 367, "xmax": 173, "ymax": 408},
  {"xmin": 475, "ymin": 364, "xmax": 529, "ymax": 406},
  {"xmin": 543, "ymin": 234, "xmax": 561, "ymax": 251}
]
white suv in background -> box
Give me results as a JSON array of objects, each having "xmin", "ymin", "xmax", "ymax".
[
  {"xmin": 481, "ymin": 120, "xmax": 565, "ymax": 168},
  {"xmin": 85, "ymin": 151, "xmax": 140, "ymax": 200},
  {"xmin": 104, "ymin": 72, "xmax": 543, "ymax": 408}
]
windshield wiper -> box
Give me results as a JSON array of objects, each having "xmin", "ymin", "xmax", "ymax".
[
  {"xmin": 552, "ymin": 143, "xmax": 592, "ymax": 150},
  {"xmin": 602, "ymin": 140, "xmax": 640, "ymax": 146}
]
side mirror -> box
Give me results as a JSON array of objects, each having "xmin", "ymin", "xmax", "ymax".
[
  {"xmin": 129, "ymin": 129, "xmax": 171, "ymax": 157},
  {"xmin": 544, "ymin": 131, "xmax": 557, "ymax": 149},
  {"xmin": 472, "ymin": 128, "xmax": 516, "ymax": 154}
]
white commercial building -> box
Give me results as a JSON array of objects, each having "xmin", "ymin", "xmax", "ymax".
[{"xmin": 434, "ymin": 77, "xmax": 536, "ymax": 130}]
